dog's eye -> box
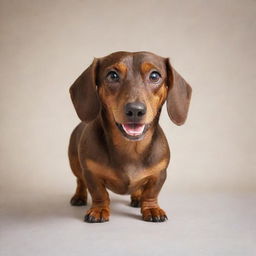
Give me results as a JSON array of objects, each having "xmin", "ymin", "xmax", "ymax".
[
  {"xmin": 149, "ymin": 71, "xmax": 161, "ymax": 82},
  {"xmin": 106, "ymin": 71, "xmax": 120, "ymax": 82}
]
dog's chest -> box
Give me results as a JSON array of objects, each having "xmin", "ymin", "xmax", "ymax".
[
  {"xmin": 86, "ymin": 159, "xmax": 167, "ymax": 195},
  {"xmin": 106, "ymin": 163, "xmax": 148, "ymax": 195},
  {"xmin": 106, "ymin": 161, "xmax": 167, "ymax": 195}
]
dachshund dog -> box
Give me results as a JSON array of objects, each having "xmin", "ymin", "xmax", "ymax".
[{"xmin": 68, "ymin": 51, "xmax": 192, "ymax": 223}]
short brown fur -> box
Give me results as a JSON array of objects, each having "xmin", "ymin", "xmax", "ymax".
[{"xmin": 69, "ymin": 51, "xmax": 192, "ymax": 223}]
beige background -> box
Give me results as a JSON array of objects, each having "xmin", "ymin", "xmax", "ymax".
[{"xmin": 1, "ymin": 0, "xmax": 255, "ymax": 255}]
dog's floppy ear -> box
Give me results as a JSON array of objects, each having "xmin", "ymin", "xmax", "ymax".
[
  {"xmin": 69, "ymin": 58, "xmax": 100, "ymax": 122},
  {"xmin": 166, "ymin": 59, "xmax": 192, "ymax": 125}
]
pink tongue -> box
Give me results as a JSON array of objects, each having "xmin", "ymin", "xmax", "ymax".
[{"xmin": 122, "ymin": 124, "xmax": 145, "ymax": 136}]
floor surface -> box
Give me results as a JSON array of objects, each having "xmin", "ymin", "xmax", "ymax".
[{"xmin": 1, "ymin": 191, "xmax": 255, "ymax": 256}]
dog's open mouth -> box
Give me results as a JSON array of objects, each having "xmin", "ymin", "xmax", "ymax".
[
  {"xmin": 122, "ymin": 123, "xmax": 145, "ymax": 136},
  {"xmin": 116, "ymin": 123, "xmax": 149, "ymax": 141}
]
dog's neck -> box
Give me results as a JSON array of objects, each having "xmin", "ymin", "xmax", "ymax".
[{"xmin": 97, "ymin": 110, "xmax": 159, "ymax": 162}]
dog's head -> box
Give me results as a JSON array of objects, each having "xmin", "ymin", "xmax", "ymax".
[{"xmin": 70, "ymin": 51, "xmax": 192, "ymax": 141}]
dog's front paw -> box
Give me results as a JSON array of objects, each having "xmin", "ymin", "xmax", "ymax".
[
  {"xmin": 142, "ymin": 207, "xmax": 168, "ymax": 222},
  {"xmin": 84, "ymin": 207, "xmax": 110, "ymax": 223}
]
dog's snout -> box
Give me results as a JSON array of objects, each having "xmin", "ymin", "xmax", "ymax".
[{"xmin": 125, "ymin": 102, "xmax": 146, "ymax": 121}]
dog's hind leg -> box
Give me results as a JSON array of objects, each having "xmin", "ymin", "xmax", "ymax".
[
  {"xmin": 69, "ymin": 154, "xmax": 87, "ymax": 206},
  {"xmin": 130, "ymin": 189, "xmax": 142, "ymax": 208},
  {"xmin": 68, "ymin": 124, "xmax": 87, "ymax": 206}
]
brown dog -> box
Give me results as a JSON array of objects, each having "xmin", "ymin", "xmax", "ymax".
[{"xmin": 68, "ymin": 51, "xmax": 192, "ymax": 223}]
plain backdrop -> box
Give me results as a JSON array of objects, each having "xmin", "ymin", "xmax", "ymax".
[{"xmin": 0, "ymin": 0, "xmax": 255, "ymax": 255}]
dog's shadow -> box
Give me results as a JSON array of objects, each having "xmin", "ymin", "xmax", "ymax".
[{"xmin": 4, "ymin": 193, "xmax": 141, "ymax": 223}]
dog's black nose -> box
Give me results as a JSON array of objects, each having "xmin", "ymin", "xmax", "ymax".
[{"xmin": 125, "ymin": 102, "xmax": 146, "ymax": 121}]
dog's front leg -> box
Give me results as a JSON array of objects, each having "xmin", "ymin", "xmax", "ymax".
[
  {"xmin": 140, "ymin": 169, "xmax": 168, "ymax": 222},
  {"xmin": 83, "ymin": 170, "xmax": 110, "ymax": 223}
]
